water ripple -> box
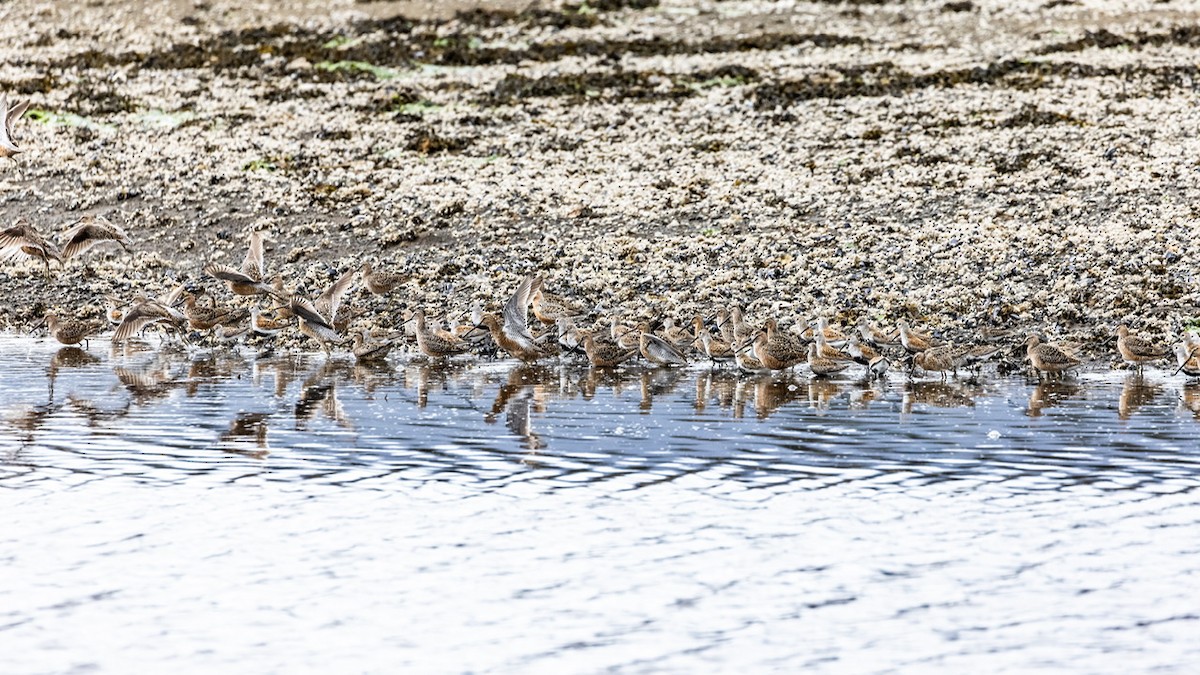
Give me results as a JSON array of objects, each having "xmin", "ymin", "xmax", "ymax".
[{"xmin": 2, "ymin": 336, "xmax": 1199, "ymax": 671}]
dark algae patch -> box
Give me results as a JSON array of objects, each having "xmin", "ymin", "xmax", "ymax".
[
  {"xmin": 485, "ymin": 65, "xmax": 759, "ymax": 105},
  {"xmin": 49, "ymin": 21, "xmax": 864, "ymax": 76},
  {"xmin": 753, "ymin": 60, "xmax": 1200, "ymax": 107},
  {"xmin": 999, "ymin": 104, "xmax": 1081, "ymax": 128},
  {"xmin": 1037, "ymin": 25, "xmax": 1200, "ymax": 55},
  {"xmin": 405, "ymin": 128, "xmax": 475, "ymax": 154}
]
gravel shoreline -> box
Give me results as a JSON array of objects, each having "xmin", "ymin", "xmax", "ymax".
[{"xmin": 2, "ymin": 0, "xmax": 1198, "ymax": 361}]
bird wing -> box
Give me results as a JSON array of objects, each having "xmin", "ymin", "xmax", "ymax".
[
  {"xmin": 204, "ymin": 262, "xmax": 258, "ymax": 284},
  {"xmin": 112, "ymin": 302, "xmax": 172, "ymax": 343},
  {"xmin": 317, "ymin": 267, "xmax": 358, "ymax": 319},
  {"xmin": 157, "ymin": 283, "xmax": 186, "ymax": 308},
  {"xmin": 59, "ymin": 222, "xmax": 102, "ymax": 261},
  {"xmin": 642, "ymin": 332, "xmax": 688, "ymax": 365},
  {"xmin": 0, "ymin": 221, "xmax": 59, "ymax": 261},
  {"xmin": 0, "ymin": 223, "xmax": 30, "ymax": 260},
  {"xmin": 0, "ymin": 92, "xmax": 11, "ymax": 150},
  {"xmin": 502, "ymin": 275, "xmax": 536, "ymax": 343},
  {"xmin": 5, "ymin": 97, "xmax": 28, "ymax": 141},
  {"xmin": 289, "ymin": 295, "xmax": 332, "ymax": 329},
  {"xmin": 1039, "ymin": 344, "xmax": 1080, "ymax": 366},
  {"xmin": 241, "ymin": 231, "xmax": 266, "ymax": 279},
  {"xmin": 1127, "ymin": 335, "xmax": 1168, "ymax": 358}
]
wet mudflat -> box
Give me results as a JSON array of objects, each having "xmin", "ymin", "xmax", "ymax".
[{"xmin": 2, "ymin": 335, "xmax": 1198, "ymax": 672}]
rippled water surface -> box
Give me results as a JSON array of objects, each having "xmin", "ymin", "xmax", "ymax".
[{"xmin": 3, "ymin": 336, "xmax": 1199, "ymax": 672}]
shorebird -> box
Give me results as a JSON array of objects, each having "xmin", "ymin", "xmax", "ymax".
[
  {"xmin": 183, "ymin": 295, "xmax": 239, "ymax": 331},
  {"xmin": 745, "ymin": 331, "xmax": 805, "ymax": 370},
  {"xmin": 212, "ymin": 323, "xmax": 248, "ymax": 346},
  {"xmin": 954, "ymin": 344, "xmax": 1004, "ymax": 376},
  {"xmin": 467, "ymin": 275, "xmax": 557, "ymax": 362},
  {"xmin": 812, "ymin": 328, "xmax": 853, "ymax": 362},
  {"xmin": 1025, "ymin": 335, "xmax": 1082, "ymax": 379},
  {"xmin": 204, "ymin": 231, "xmax": 282, "ymax": 298},
  {"xmin": 103, "ymin": 295, "xmax": 129, "ymax": 327},
  {"xmin": 716, "ymin": 308, "xmax": 735, "ymax": 345},
  {"xmin": 693, "ymin": 316, "xmax": 735, "ymax": 364},
  {"xmin": 249, "ymin": 307, "xmax": 288, "ymax": 338},
  {"xmin": 351, "ymin": 329, "xmax": 397, "ymax": 363},
  {"xmin": 606, "ymin": 316, "xmax": 642, "ymax": 350},
  {"xmin": 0, "ymin": 218, "xmax": 61, "ymax": 277},
  {"xmin": 729, "ymin": 306, "xmax": 758, "ymax": 346},
  {"xmin": 1183, "ymin": 330, "xmax": 1200, "ymax": 355},
  {"xmin": 360, "ymin": 260, "xmax": 407, "ymax": 295},
  {"xmin": 1115, "ymin": 325, "xmax": 1168, "ymax": 374},
  {"xmin": 0, "ymin": 92, "xmax": 29, "ymax": 158},
  {"xmin": 112, "ymin": 294, "xmax": 187, "ymax": 343},
  {"xmin": 581, "ymin": 333, "xmax": 637, "ymax": 368},
  {"xmin": 290, "ymin": 267, "xmax": 357, "ymax": 354},
  {"xmin": 867, "ymin": 355, "xmax": 890, "ymax": 379},
  {"xmin": 844, "ymin": 334, "xmax": 880, "ymax": 366},
  {"xmin": 765, "ymin": 318, "xmax": 805, "ymax": 353},
  {"xmin": 1173, "ymin": 343, "xmax": 1200, "ymax": 378},
  {"xmin": 912, "ymin": 344, "xmax": 956, "ymax": 380},
  {"xmin": 409, "ymin": 308, "xmax": 472, "ymax": 358},
  {"xmin": 43, "ymin": 312, "xmax": 104, "ymax": 348},
  {"xmin": 857, "ymin": 317, "xmax": 898, "ymax": 348},
  {"xmin": 555, "ymin": 317, "xmax": 584, "ymax": 353},
  {"xmin": 474, "ymin": 311, "xmax": 554, "ymax": 361},
  {"xmin": 733, "ymin": 335, "xmax": 769, "ymax": 373},
  {"xmin": 807, "ymin": 343, "xmax": 849, "ymax": 377},
  {"xmin": 530, "ymin": 276, "xmax": 587, "ymax": 325},
  {"xmin": 59, "ymin": 215, "xmax": 131, "ymax": 262},
  {"xmin": 659, "ymin": 317, "xmax": 694, "ymax": 351},
  {"xmin": 802, "ymin": 317, "xmax": 847, "ymax": 345},
  {"xmin": 638, "ymin": 324, "xmax": 688, "ymax": 367},
  {"xmin": 898, "ymin": 320, "xmax": 940, "ymax": 354}
]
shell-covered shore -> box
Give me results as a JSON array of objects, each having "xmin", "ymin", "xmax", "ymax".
[{"xmin": 2, "ymin": 0, "xmax": 1198, "ymax": 356}]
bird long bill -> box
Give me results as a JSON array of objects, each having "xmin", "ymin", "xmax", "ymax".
[{"xmin": 1173, "ymin": 347, "xmax": 1198, "ymax": 376}]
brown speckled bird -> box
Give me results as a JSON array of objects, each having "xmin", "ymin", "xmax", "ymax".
[
  {"xmin": 1116, "ymin": 325, "xmax": 1168, "ymax": 374},
  {"xmin": 1, "ymin": 218, "xmax": 61, "ymax": 277},
  {"xmin": 59, "ymin": 215, "xmax": 131, "ymax": 262},
  {"xmin": 1026, "ymin": 335, "xmax": 1082, "ymax": 379}
]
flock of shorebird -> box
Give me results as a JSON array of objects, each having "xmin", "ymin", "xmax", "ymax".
[
  {"xmin": 5, "ymin": 223, "xmax": 1199, "ymax": 382},
  {"xmin": 2, "ymin": 92, "xmax": 1198, "ymax": 381}
]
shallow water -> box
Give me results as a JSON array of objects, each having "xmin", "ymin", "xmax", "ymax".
[{"xmin": 2, "ymin": 336, "xmax": 1199, "ymax": 672}]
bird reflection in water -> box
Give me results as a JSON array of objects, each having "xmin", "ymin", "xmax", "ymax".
[
  {"xmin": 1026, "ymin": 380, "xmax": 1083, "ymax": 417},
  {"xmin": 804, "ymin": 378, "xmax": 842, "ymax": 414},
  {"xmin": 846, "ymin": 381, "xmax": 886, "ymax": 410},
  {"xmin": 214, "ymin": 412, "xmax": 271, "ymax": 460},
  {"xmin": 294, "ymin": 359, "xmax": 353, "ymax": 431},
  {"xmin": 579, "ymin": 366, "xmax": 631, "ymax": 402},
  {"xmin": 639, "ymin": 368, "xmax": 685, "ymax": 413},
  {"xmin": 109, "ymin": 338, "xmax": 155, "ymax": 360},
  {"xmin": 185, "ymin": 352, "xmax": 246, "ymax": 397},
  {"xmin": 64, "ymin": 394, "xmax": 132, "ymax": 428},
  {"xmin": 113, "ymin": 355, "xmax": 186, "ymax": 408},
  {"xmin": 347, "ymin": 354, "xmax": 400, "ymax": 398},
  {"xmin": 50, "ymin": 346, "xmax": 99, "ymax": 371},
  {"xmin": 485, "ymin": 365, "xmax": 557, "ymax": 454},
  {"xmin": 405, "ymin": 360, "xmax": 475, "ymax": 409},
  {"xmin": 253, "ymin": 354, "xmax": 304, "ymax": 398},
  {"xmin": 727, "ymin": 373, "xmax": 804, "ymax": 419},
  {"xmin": 693, "ymin": 370, "xmax": 739, "ymax": 415},
  {"xmin": 3, "ymin": 402, "xmax": 56, "ymax": 454},
  {"xmin": 1179, "ymin": 383, "xmax": 1200, "ymax": 421},
  {"xmin": 903, "ymin": 380, "xmax": 978, "ymax": 414},
  {"xmin": 1118, "ymin": 374, "xmax": 1162, "ymax": 421},
  {"xmin": 47, "ymin": 347, "xmax": 100, "ymax": 402}
]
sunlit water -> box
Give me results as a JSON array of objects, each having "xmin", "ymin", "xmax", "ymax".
[{"xmin": 2, "ymin": 336, "xmax": 1198, "ymax": 673}]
